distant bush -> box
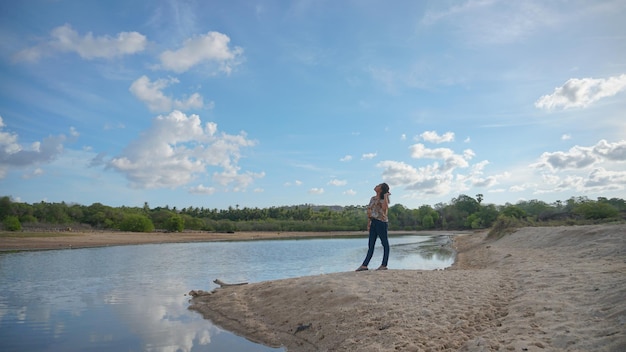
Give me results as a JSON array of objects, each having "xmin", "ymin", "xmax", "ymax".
[
  {"xmin": 486, "ymin": 215, "xmax": 529, "ymax": 240},
  {"xmin": 166, "ymin": 214, "xmax": 184, "ymax": 232},
  {"xmin": 119, "ymin": 214, "xmax": 154, "ymax": 232},
  {"xmin": 215, "ymin": 219, "xmax": 236, "ymax": 233},
  {"xmin": 181, "ymin": 215, "xmax": 205, "ymax": 231},
  {"xmin": 20, "ymin": 214, "xmax": 38, "ymax": 223},
  {"xmin": 500, "ymin": 205, "xmax": 526, "ymax": 219},
  {"xmin": 3, "ymin": 216, "xmax": 22, "ymax": 231},
  {"xmin": 422, "ymin": 214, "xmax": 435, "ymax": 229},
  {"xmin": 574, "ymin": 202, "xmax": 619, "ymax": 220}
]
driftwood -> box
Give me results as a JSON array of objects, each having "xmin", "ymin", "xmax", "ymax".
[
  {"xmin": 188, "ymin": 280, "xmax": 247, "ymax": 297},
  {"xmin": 213, "ymin": 279, "xmax": 248, "ymax": 287}
]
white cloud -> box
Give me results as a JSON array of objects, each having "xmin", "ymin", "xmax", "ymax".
[
  {"xmin": 361, "ymin": 152, "xmax": 376, "ymax": 160},
  {"xmin": 343, "ymin": 189, "xmax": 356, "ymax": 196},
  {"xmin": 532, "ymin": 146, "xmax": 597, "ymax": 171},
  {"xmin": 529, "ymin": 139, "xmax": 626, "ymax": 195},
  {"xmin": 410, "ymin": 143, "xmax": 455, "ymax": 159},
  {"xmin": 13, "ymin": 24, "xmax": 147, "ymax": 62},
  {"xmin": 340, "ymin": 155, "xmax": 353, "ymax": 162},
  {"xmin": 0, "ymin": 116, "xmax": 67, "ymax": 178},
  {"xmin": 212, "ymin": 168, "xmax": 265, "ymax": 192},
  {"xmin": 377, "ymin": 160, "xmax": 454, "ymax": 196},
  {"xmin": 366, "ymin": 135, "xmax": 625, "ymax": 203},
  {"xmin": 129, "ymin": 75, "xmax": 208, "ymax": 112},
  {"xmin": 0, "ymin": 117, "xmax": 20, "ymax": 154},
  {"xmin": 189, "ymin": 184, "xmax": 216, "ymax": 195},
  {"xmin": 585, "ymin": 167, "xmax": 626, "ymax": 189},
  {"xmin": 308, "ymin": 188, "xmax": 324, "ymax": 194},
  {"xmin": 328, "ymin": 179, "xmax": 347, "ymax": 186},
  {"xmin": 593, "ymin": 139, "xmax": 626, "ymax": 161},
  {"xmin": 284, "ymin": 180, "xmax": 303, "ymax": 186},
  {"xmin": 159, "ymin": 31, "xmax": 243, "ymax": 73},
  {"xmin": 535, "ymin": 74, "xmax": 626, "ymax": 110},
  {"xmin": 461, "ymin": 160, "xmax": 510, "ymax": 188},
  {"xmin": 463, "ymin": 149, "xmax": 476, "ymax": 160},
  {"xmin": 561, "ymin": 134, "xmax": 571, "ymax": 140},
  {"xmin": 509, "ymin": 185, "xmax": 526, "ymax": 192},
  {"xmin": 532, "ymin": 173, "xmax": 594, "ymax": 195},
  {"xmin": 375, "ymin": 141, "xmax": 493, "ymax": 198},
  {"xmin": 409, "ymin": 143, "xmax": 472, "ymax": 171},
  {"xmin": 419, "ymin": 130, "xmax": 455, "ymax": 143},
  {"xmin": 108, "ymin": 110, "xmax": 262, "ymax": 191},
  {"xmin": 531, "ymin": 139, "xmax": 626, "ymax": 171}
]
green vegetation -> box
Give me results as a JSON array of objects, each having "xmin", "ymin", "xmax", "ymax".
[
  {"xmin": 3, "ymin": 216, "xmax": 22, "ymax": 231},
  {"xmin": 119, "ymin": 214, "xmax": 155, "ymax": 233},
  {"xmin": 0, "ymin": 195, "xmax": 623, "ymax": 233},
  {"xmin": 166, "ymin": 214, "xmax": 185, "ymax": 232}
]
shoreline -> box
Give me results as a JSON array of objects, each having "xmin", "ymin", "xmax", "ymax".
[
  {"xmin": 189, "ymin": 224, "xmax": 626, "ymax": 351},
  {"xmin": 0, "ymin": 230, "xmax": 464, "ymax": 252}
]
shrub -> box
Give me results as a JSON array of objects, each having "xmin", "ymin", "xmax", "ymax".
[
  {"xmin": 19, "ymin": 214, "xmax": 38, "ymax": 223},
  {"xmin": 3, "ymin": 216, "xmax": 22, "ymax": 231},
  {"xmin": 574, "ymin": 202, "xmax": 619, "ymax": 220},
  {"xmin": 166, "ymin": 214, "xmax": 184, "ymax": 232},
  {"xmin": 422, "ymin": 214, "xmax": 435, "ymax": 229},
  {"xmin": 501, "ymin": 205, "xmax": 526, "ymax": 219},
  {"xmin": 215, "ymin": 219, "xmax": 236, "ymax": 232},
  {"xmin": 183, "ymin": 217, "xmax": 206, "ymax": 231},
  {"xmin": 119, "ymin": 214, "xmax": 154, "ymax": 232},
  {"xmin": 486, "ymin": 215, "xmax": 528, "ymax": 240}
]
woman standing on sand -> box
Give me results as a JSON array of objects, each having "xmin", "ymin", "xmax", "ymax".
[{"xmin": 356, "ymin": 183, "xmax": 390, "ymax": 271}]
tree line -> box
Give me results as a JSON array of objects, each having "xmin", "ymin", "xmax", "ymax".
[{"xmin": 1, "ymin": 194, "xmax": 624, "ymax": 233}]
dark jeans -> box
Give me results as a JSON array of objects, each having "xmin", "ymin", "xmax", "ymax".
[{"xmin": 361, "ymin": 219, "xmax": 389, "ymax": 267}]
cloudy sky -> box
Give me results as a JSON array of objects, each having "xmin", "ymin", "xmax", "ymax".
[{"xmin": 1, "ymin": 0, "xmax": 625, "ymax": 210}]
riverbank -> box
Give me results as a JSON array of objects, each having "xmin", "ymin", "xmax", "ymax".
[
  {"xmin": 189, "ymin": 224, "xmax": 626, "ymax": 351},
  {"xmin": 0, "ymin": 230, "xmax": 373, "ymax": 251}
]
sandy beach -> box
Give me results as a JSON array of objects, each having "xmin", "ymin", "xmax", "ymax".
[{"xmin": 188, "ymin": 224, "xmax": 626, "ymax": 351}]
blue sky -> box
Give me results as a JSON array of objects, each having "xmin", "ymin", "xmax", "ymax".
[{"xmin": 1, "ymin": 0, "xmax": 625, "ymax": 210}]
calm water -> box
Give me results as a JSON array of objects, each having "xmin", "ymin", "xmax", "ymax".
[{"xmin": 0, "ymin": 234, "xmax": 455, "ymax": 351}]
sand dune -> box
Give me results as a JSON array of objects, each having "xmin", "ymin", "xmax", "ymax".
[{"xmin": 189, "ymin": 224, "xmax": 626, "ymax": 351}]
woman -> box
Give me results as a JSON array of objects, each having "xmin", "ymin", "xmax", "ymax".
[{"xmin": 356, "ymin": 183, "xmax": 390, "ymax": 271}]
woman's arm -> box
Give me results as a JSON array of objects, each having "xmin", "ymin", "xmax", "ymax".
[{"xmin": 382, "ymin": 194, "xmax": 389, "ymax": 212}]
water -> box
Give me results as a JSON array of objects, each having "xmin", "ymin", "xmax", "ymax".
[{"xmin": 0, "ymin": 234, "xmax": 455, "ymax": 351}]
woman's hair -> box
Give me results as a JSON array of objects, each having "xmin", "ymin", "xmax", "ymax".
[{"xmin": 379, "ymin": 183, "xmax": 390, "ymax": 203}]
